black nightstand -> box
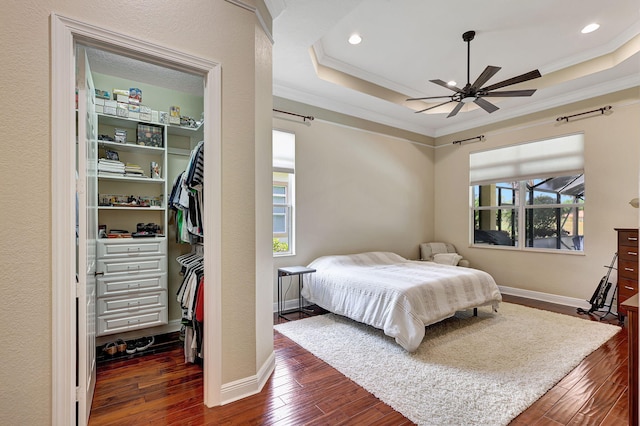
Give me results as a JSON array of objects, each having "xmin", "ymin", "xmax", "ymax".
[{"xmin": 277, "ymin": 266, "xmax": 316, "ymax": 320}]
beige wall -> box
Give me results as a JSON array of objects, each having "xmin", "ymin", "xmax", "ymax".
[
  {"xmin": 0, "ymin": 1, "xmax": 272, "ymax": 423},
  {"xmin": 433, "ymin": 88, "xmax": 640, "ymax": 299},
  {"xmin": 272, "ymin": 117, "xmax": 436, "ymax": 298}
]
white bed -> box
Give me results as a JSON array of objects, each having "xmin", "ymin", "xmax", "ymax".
[{"xmin": 301, "ymin": 251, "xmax": 502, "ymax": 352}]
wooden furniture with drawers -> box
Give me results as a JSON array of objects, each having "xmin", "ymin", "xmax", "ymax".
[
  {"xmin": 616, "ymin": 228, "xmax": 639, "ymax": 320},
  {"xmin": 621, "ymin": 294, "xmax": 638, "ymax": 426}
]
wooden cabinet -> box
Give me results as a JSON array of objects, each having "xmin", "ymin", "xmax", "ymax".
[
  {"xmin": 621, "ymin": 294, "xmax": 638, "ymax": 426},
  {"xmin": 616, "ymin": 228, "xmax": 639, "ymax": 318}
]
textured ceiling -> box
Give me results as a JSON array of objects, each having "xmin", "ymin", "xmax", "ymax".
[{"xmin": 85, "ymin": 46, "xmax": 204, "ymax": 96}]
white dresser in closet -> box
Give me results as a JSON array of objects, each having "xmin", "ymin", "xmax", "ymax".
[{"xmin": 96, "ymin": 238, "xmax": 168, "ymax": 336}]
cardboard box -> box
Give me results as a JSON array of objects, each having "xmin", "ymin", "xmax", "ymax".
[
  {"xmin": 139, "ymin": 112, "xmax": 152, "ymax": 122},
  {"xmin": 129, "ymin": 88, "xmax": 142, "ymax": 104},
  {"xmin": 128, "ymin": 111, "xmax": 140, "ymax": 121},
  {"xmin": 95, "ymin": 104, "xmax": 104, "ymax": 114},
  {"xmin": 116, "ymin": 94, "xmax": 129, "ymax": 103},
  {"xmin": 140, "ymin": 105, "xmax": 151, "ymax": 114},
  {"xmin": 104, "ymin": 100, "xmax": 117, "ymax": 108},
  {"xmin": 104, "ymin": 106, "xmax": 117, "ymax": 115},
  {"xmin": 169, "ymin": 116, "xmax": 180, "ymax": 125},
  {"xmin": 128, "ymin": 104, "xmax": 140, "ymax": 113},
  {"xmin": 159, "ymin": 111, "xmax": 168, "ymax": 124},
  {"xmin": 95, "ymin": 98, "xmax": 105, "ymax": 106},
  {"xmin": 151, "ymin": 110, "xmax": 159, "ymax": 123}
]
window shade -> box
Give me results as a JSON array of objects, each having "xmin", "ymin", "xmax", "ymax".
[
  {"xmin": 469, "ymin": 133, "xmax": 584, "ymax": 185},
  {"xmin": 273, "ymin": 130, "xmax": 295, "ymax": 173}
]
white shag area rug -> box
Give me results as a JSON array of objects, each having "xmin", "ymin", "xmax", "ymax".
[{"xmin": 274, "ymin": 303, "xmax": 620, "ymax": 426}]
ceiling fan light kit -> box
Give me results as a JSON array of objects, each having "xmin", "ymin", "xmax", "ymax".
[{"xmin": 408, "ymin": 30, "xmax": 542, "ymax": 118}]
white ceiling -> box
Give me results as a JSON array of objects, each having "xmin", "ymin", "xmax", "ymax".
[{"xmin": 267, "ymin": 0, "xmax": 640, "ymax": 137}]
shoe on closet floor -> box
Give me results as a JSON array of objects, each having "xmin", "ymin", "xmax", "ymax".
[
  {"xmin": 115, "ymin": 339, "xmax": 127, "ymax": 353},
  {"xmin": 135, "ymin": 336, "xmax": 155, "ymax": 352},
  {"xmin": 125, "ymin": 340, "xmax": 137, "ymax": 354},
  {"xmin": 102, "ymin": 342, "xmax": 118, "ymax": 357}
]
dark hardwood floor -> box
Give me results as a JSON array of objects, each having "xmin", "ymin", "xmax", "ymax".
[{"xmin": 89, "ymin": 295, "xmax": 629, "ymax": 425}]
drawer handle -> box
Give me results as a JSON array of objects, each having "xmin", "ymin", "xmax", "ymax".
[
  {"xmin": 127, "ymin": 319, "xmax": 140, "ymax": 324},
  {"xmin": 128, "ymin": 247, "xmax": 141, "ymax": 252},
  {"xmin": 128, "ymin": 283, "xmax": 140, "ymax": 289},
  {"xmin": 628, "ymin": 251, "xmax": 638, "ymax": 256},
  {"xmin": 625, "ymin": 286, "xmax": 635, "ymax": 291},
  {"xmin": 624, "ymin": 267, "xmax": 635, "ymax": 272},
  {"xmin": 628, "ymin": 237, "xmax": 638, "ymax": 241},
  {"xmin": 128, "ymin": 301, "xmax": 140, "ymax": 307},
  {"xmin": 127, "ymin": 265, "xmax": 141, "ymax": 271}
]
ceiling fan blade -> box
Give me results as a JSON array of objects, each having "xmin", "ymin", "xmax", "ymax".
[
  {"xmin": 470, "ymin": 66, "xmax": 501, "ymax": 91},
  {"xmin": 430, "ymin": 79, "xmax": 463, "ymax": 93},
  {"xmin": 407, "ymin": 95, "xmax": 453, "ymax": 101},
  {"xmin": 480, "ymin": 69, "xmax": 542, "ymax": 92},
  {"xmin": 474, "ymin": 97, "xmax": 499, "ymax": 114},
  {"xmin": 481, "ymin": 89, "xmax": 537, "ymax": 97},
  {"xmin": 447, "ymin": 102, "xmax": 464, "ymax": 118},
  {"xmin": 414, "ymin": 100, "xmax": 453, "ymax": 114}
]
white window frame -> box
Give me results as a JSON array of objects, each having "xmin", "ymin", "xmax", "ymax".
[
  {"xmin": 469, "ymin": 133, "xmax": 585, "ymax": 253},
  {"xmin": 273, "ymin": 130, "xmax": 295, "ymax": 256}
]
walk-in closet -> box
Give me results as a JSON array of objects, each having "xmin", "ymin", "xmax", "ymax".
[{"xmin": 76, "ymin": 44, "xmax": 208, "ymax": 410}]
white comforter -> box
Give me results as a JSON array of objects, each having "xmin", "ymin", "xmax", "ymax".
[{"xmin": 302, "ymin": 252, "xmax": 502, "ymax": 352}]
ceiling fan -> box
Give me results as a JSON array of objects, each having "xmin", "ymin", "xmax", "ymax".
[{"xmin": 407, "ymin": 30, "xmax": 542, "ymax": 118}]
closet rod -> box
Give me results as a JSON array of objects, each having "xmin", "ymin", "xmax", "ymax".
[
  {"xmin": 556, "ymin": 105, "xmax": 612, "ymax": 123},
  {"xmin": 273, "ymin": 109, "xmax": 315, "ymax": 122}
]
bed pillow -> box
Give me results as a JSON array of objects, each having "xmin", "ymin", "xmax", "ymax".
[{"xmin": 433, "ymin": 253, "xmax": 463, "ymax": 266}]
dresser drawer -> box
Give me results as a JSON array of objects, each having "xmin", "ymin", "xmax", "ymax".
[
  {"xmin": 97, "ymin": 273, "xmax": 167, "ymax": 297},
  {"xmin": 619, "ymin": 277, "xmax": 639, "ymax": 294},
  {"xmin": 97, "ymin": 307, "xmax": 168, "ymax": 336},
  {"xmin": 618, "ymin": 278, "xmax": 638, "ymax": 316},
  {"xmin": 619, "ymin": 259, "xmax": 639, "ymax": 280},
  {"xmin": 98, "ymin": 256, "xmax": 166, "ymax": 275},
  {"xmin": 97, "ymin": 290, "xmax": 167, "ymax": 316},
  {"xmin": 619, "ymin": 246, "xmax": 640, "ymax": 262},
  {"xmin": 98, "ymin": 238, "xmax": 166, "ymax": 258},
  {"xmin": 618, "ymin": 230, "xmax": 639, "ymax": 248}
]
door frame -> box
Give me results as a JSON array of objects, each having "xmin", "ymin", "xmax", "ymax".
[{"xmin": 51, "ymin": 13, "xmax": 222, "ymax": 424}]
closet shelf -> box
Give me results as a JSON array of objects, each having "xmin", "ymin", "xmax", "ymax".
[
  {"xmin": 98, "ymin": 175, "xmax": 165, "ymax": 184},
  {"xmin": 98, "ymin": 140, "xmax": 164, "ymax": 154},
  {"xmin": 98, "ymin": 206, "xmax": 165, "ymax": 211}
]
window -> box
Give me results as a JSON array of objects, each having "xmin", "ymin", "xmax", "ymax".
[
  {"xmin": 273, "ymin": 130, "xmax": 295, "ymax": 255},
  {"xmin": 470, "ymin": 134, "xmax": 584, "ymax": 252}
]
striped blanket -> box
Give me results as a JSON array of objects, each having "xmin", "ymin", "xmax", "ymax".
[{"xmin": 302, "ymin": 252, "xmax": 502, "ymax": 351}]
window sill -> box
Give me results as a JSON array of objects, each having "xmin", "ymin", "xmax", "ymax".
[
  {"xmin": 470, "ymin": 244, "xmax": 585, "ymax": 255},
  {"xmin": 273, "ymin": 252, "xmax": 296, "ymax": 258}
]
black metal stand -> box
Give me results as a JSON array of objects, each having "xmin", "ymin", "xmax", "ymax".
[{"xmin": 277, "ymin": 266, "xmax": 316, "ymax": 320}]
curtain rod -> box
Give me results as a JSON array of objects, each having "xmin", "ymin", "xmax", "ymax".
[
  {"xmin": 273, "ymin": 109, "xmax": 315, "ymax": 122},
  {"xmin": 452, "ymin": 135, "xmax": 484, "ymax": 146},
  {"xmin": 556, "ymin": 105, "xmax": 612, "ymax": 123}
]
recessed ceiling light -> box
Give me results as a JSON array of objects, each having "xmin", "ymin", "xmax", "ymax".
[
  {"xmin": 348, "ymin": 34, "xmax": 362, "ymax": 45},
  {"xmin": 447, "ymin": 80, "xmax": 457, "ymax": 87},
  {"xmin": 581, "ymin": 23, "xmax": 600, "ymax": 34}
]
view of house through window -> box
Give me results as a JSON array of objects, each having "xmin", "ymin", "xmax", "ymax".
[
  {"xmin": 273, "ymin": 130, "xmax": 295, "ymax": 255},
  {"xmin": 470, "ymin": 134, "xmax": 585, "ymax": 252}
]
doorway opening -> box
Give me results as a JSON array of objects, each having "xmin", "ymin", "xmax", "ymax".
[{"xmin": 51, "ymin": 13, "xmax": 222, "ymax": 425}]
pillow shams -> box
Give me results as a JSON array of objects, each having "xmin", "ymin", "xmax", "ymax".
[{"xmin": 433, "ymin": 253, "xmax": 463, "ymax": 266}]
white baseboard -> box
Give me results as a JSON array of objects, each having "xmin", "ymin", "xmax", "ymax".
[
  {"xmin": 220, "ymin": 351, "xmax": 276, "ymax": 405},
  {"xmin": 273, "ymin": 298, "xmax": 313, "ymax": 313},
  {"xmin": 498, "ymin": 285, "xmax": 619, "ymax": 313}
]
